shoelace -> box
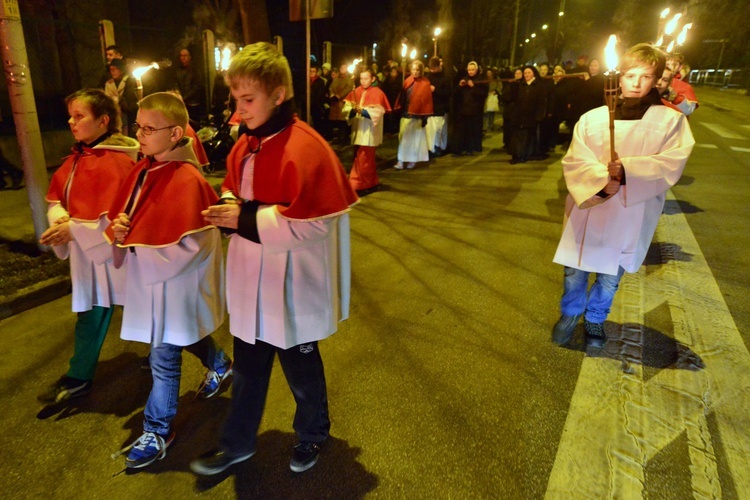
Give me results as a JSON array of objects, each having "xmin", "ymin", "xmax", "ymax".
[{"xmin": 192, "ymin": 362, "xmax": 233, "ymax": 402}]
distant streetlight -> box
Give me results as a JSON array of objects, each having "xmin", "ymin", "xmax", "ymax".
[{"xmin": 542, "ymin": 24, "xmax": 548, "ymax": 30}]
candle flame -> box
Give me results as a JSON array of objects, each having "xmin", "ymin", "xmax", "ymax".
[
  {"xmin": 347, "ymin": 58, "xmax": 361, "ymax": 75},
  {"xmin": 676, "ymin": 23, "xmax": 692, "ymax": 45},
  {"xmin": 664, "ymin": 13, "xmax": 682, "ymax": 35},
  {"xmin": 660, "ymin": 7, "xmax": 670, "ymax": 19},
  {"xmin": 410, "ymin": 49, "xmax": 417, "ymax": 59},
  {"xmin": 132, "ymin": 63, "xmax": 159, "ymax": 80},
  {"xmin": 604, "ymin": 35, "xmax": 618, "ymax": 72}
]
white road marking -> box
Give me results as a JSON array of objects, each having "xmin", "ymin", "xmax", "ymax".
[
  {"xmin": 699, "ymin": 122, "xmax": 746, "ymax": 140},
  {"xmin": 545, "ymin": 191, "xmax": 750, "ymax": 498},
  {"xmin": 730, "ymin": 146, "xmax": 750, "ymax": 153},
  {"xmin": 695, "ymin": 143, "xmax": 718, "ymax": 149}
]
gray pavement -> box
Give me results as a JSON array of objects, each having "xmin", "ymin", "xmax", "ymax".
[{"xmin": 2, "ymin": 86, "xmax": 750, "ymax": 498}]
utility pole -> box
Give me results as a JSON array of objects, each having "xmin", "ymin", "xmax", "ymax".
[{"xmin": 0, "ymin": 0, "xmax": 50, "ymax": 248}]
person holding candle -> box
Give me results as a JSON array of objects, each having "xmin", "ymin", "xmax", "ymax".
[{"xmin": 551, "ymin": 43, "xmax": 695, "ymax": 348}]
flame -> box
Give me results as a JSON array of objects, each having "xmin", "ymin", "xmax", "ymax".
[
  {"xmin": 132, "ymin": 63, "xmax": 159, "ymax": 80},
  {"xmin": 347, "ymin": 58, "xmax": 361, "ymax": 75},
  {"xmin": 434, "ymin": 27, "xmax": 442, "ymax": 37},
  {"xmin": 667, "ymin": 40, "xmax": 675, "ymax": 53},
  {"xmin": 410, "ymin": 49, "xmax": 417, "ymax": 59},
  {"xmin": 401, "ymin": 43, "xmax": 407, "ymax": 58},
  {"xmin": 604, "ymin": 35, "xmax": 618, "ymax": 72},
  {"xmin": 656, "ymin": 36, "xmax": 664, "ymax": 47},
  {"xmin": 660, "ymin": 7, "xmax": 670, "ymax": 19},
  {"xmin": 664, "ymin": 13, "xmax": 682, "ymax": 35},
  {"xmin": 676, "ymin": 23, "xmax": 692, "ymax": 45},
  {"xmin": 220, "ymin": 46, "xmax": 233, "ymax": 71}
]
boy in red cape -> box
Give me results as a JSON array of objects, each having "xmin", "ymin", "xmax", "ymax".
[
  {"xmin": 190, "ymin": 42, "xmax": 358, "ymax": 476},
  {"xmin": 105, "ymin": 92, "xmax": 231, "ymax": 469}
]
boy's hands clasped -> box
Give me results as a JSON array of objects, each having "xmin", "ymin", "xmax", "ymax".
[
  {"xmin": 112, "ymin": 213, "xmax": 131, "ymax": 243},
  {"xmin": 202, "ymin": 201, "xmax": 241, "ymax": 230},
  {"xmin": 39, "ymin": 216, "xmax": 72, "ymax": 246}
]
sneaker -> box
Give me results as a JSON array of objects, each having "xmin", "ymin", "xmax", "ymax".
[
  {"xmin": 394, "ymin": 162, "xmax": 404, "ymax": 170},
  {"xmin": 584, "ymin": 320, "xmax": 607, "ymax": 348},
  {"xmin": 290, "ymin": 441, "xmax": 322, "ymax": 473},
  {"xmin": 406, "ymin": 162, "xmax": 416, "ymax": 169},
  {"xmin": 552, "ymin": 314, "xmax": 582, "ymax": 345},
  {"xmin": 198, "ymin": 361, "xmax": 233, "ymax": 399},
  {"xmin": 190, "ymin": 449, "xmax": 255, "ymax": 475},
  {"xmin": 123, "ymin": 431, "xmax": 175, "ymax": 469},
  {"xmin": 37, "ymin": 376, "xmax": 93, "ymax": 404}
]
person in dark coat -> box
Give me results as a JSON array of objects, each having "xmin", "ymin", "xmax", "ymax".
[
  {"xmin": 381, "ymin": 66, "xmax": 402, "ymax": 135},
  {"xmin": 510, "ymin": 65, "xmax": 545, "ymax": 164},
  {"xmin": 453, "ymin": 61, "xmax": 488, "ymax": 156},
  {"xmin": 426, "ymin": 57, "xmax": 452, "ymax": 156},
  {"xmin": 501, "ymin": 68, "xmax": 522, "ymax": 150}
]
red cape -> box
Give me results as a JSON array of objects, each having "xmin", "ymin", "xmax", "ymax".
[
  {"xmin": 344, "ymin": 85, "xmax": 392, "ymax": 111},
  {"xmin": 105, "ymin": 157, "xmax": 219, "ymax": 247},
  {"xmin": 396, "ymin": 76, "xmax": 433, "ymax": 116},
  {"xmin": 222, "ymin": 117, "xmax": 358, "ymax": 221},
  {"xmin": 186, "ymin": 124, "xmax": 209, "ymax": 166},
  {"xmin": 46, "ymin": 147, "xmax": 136, "ymax": 222}
]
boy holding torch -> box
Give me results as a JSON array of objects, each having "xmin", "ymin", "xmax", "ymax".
[{"xmin": 551, "ymin": 43, "xmax": 695, "ymax": 348}]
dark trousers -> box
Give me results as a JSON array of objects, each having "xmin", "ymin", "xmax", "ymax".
[
  {"xmin": 456, "ymin": 113, "xmax": 483, "ymax": 154},
  {"xmin": 220, "ymin": 337, "xmax": 330, "ymax": 454}
]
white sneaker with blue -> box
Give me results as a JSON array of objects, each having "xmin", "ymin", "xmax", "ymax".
[
  {"xmin": 114, "ymin": 431, "xmax": 175, "ymax": 469},
  {"xmin": 199, "ymin": 361, "xmax": 233, "ymax": 399}
]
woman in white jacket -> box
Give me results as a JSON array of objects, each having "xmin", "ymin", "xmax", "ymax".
[{"xmin": 38, "ymin": 89, "xmax": 139, "ymax": 403}]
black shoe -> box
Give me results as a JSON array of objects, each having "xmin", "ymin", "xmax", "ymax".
[
  {"xmin": 584, "ymin": 320, "xmax": 607, "ymax": 348},
  {"xmin": 290, "ymin": 441, "xmax": 322, "ymax": 473},
  {"xmin": 552, "ymin": 314, "xmax": 582, "ymax": 345},
  {"xmin": 190, "ymin": 449, "xmax": 255, "ymax": 475},
  {"xmin": 37, "ymin": 376, "xmax": 93, "ymax": 404}
]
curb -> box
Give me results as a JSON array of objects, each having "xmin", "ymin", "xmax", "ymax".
[{"xmin": 0, "ymin": 275, "xmax": 71, "ymax": 321}]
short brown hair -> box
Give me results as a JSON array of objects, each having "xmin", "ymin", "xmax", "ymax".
[
  {"xmin": 227, "ymin": 42, "xmax": 294, "ymax": 100},
  {"xmin": 619, "ymin": 43, "xmax": 666, "ymax": 78},
  {"xmin": 138, "ymin": 92, "xmax": 189, "ymax": 129},
  {"xmin": 65, "ymin": 88, "xmax": 122, "ymax": 134}
]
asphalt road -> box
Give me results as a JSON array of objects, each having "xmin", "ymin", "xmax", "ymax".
[{"xmin": 2, "ymin": 88, "xmax": 750, "ymax": 499}]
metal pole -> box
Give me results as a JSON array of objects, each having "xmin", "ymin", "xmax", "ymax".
[
  {"xmin": 305, "ymin": 0, "xmax": 311, "ymax": 123},
  {"xmin": 0, "ymin": 0, "xmax": 50, "ymax": 247}
]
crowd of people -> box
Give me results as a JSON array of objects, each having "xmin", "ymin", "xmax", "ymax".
[{"xmin": 34, "ymin": 37, "xmax": 699, "ymax": 479}]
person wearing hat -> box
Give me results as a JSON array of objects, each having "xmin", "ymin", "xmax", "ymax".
[{"xmin": 103, "ymin": 58, "xmax": 139, "ymax": 137}]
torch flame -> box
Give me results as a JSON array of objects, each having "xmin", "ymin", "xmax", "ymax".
[
  {"xmin": 410, "ymin": 49, "xmax": 417, "ymax": 60},
  {"xmin": 664, "ymin": 13, "xmax": 682, "ymax": 35},
  {"xmin": 656, "ymin": 36, "xmax": 664, "ymax": 47},
  {"xmin": 220, "ymin": 46, "xmax": 233, "ymax": 71},
  {"xmin": 667, "ymin": 40, "xmax": 675, "ymax": 53},
  {"xmin": 604, "ymin": 35, "xmax": 618, "ymax": 72},
  {"xmin": 660, "ymin": 7, "xmax": 670, "ymax": 19},
  {"xmin": 132, "ymin": 63, "xmax": 159, "ymax": 80},
  {"xmin": 401, "ymin": 43, "xmax": 407, "ymax": 58},
  {"xmin": 347, "ymin": 58, "xmax": 361, "ymax": 75},
  {"xmin": 676, "ymin": 23, "xmax": 692, "ymax": 45}
]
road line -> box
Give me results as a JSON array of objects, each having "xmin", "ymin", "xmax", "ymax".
[
  {"xmin": 699, "ymin": 122, "xmax": 746, "ymax": 140},
  {"xmin": 545, "ymin": 191, "xmax": 750, "ymax": 498}
]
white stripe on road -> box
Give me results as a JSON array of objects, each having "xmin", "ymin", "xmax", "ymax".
[
  {"xmin": 730, "ymin": 146, "xmax": 750, "ymax": 153},
  {"xmin": 695, "ymin": 143, "xmax": 718, "ymax": 149},
  {"xmin": 545, "ymin": 191, "xmax": 750, "ymax": 498},
  {"xmin": 699, "ymin": 122, "xmax": 746, "ymax": 140}
]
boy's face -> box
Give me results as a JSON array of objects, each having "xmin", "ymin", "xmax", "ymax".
[
  {"xmin": 656, "ymin": 68, "xmax": 674, "ymax": 93},
  {"xmin": 231, "ymin": 78, "xmax": 283, "ymax": 131},
  {"xmin": 620, "ymin": 64, "xmax": 656, "ymax": 99},
  {"xmin": 68, "ymin": 98, "xmax": 107, "ymax": 145},
  {"xmin": 360, "ymin": 71, "xmax": 373, "ymax": 89},
  {"xmin": 135, "ymin": 109, "xmax": 179, "ymax": 159}
]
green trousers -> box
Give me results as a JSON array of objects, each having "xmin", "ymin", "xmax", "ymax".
[{"xmin": 66, "ymin": 306, "xmax": 115, "ymax": 381}]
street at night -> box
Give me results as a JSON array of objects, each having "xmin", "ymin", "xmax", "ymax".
[{"xmin": 2, "ymin": 86, "xmax": 749, "ymax": 498}]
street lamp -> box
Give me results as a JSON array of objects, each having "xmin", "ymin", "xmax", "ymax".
[{"xmin": 433, "ymin": 27, "xmax": 442, "ymax": 57}]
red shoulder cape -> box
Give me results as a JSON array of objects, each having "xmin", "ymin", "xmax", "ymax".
[
  {"xmin": 46, "ymin": 147, "xmax": 136, "ymax": 222},
  {"xmin": 105, "ymin": 157, "xmax": 219, "ymax": 247},
  {"xmin": 221, "ymin": 118, "xmax": 358, "ymax": 221},
  {"xmin": 345, "ymin": 85, "xmax": 392, "ymax": 111},
  {"xmin": 396, "ymin": 76, "xmax": 433, "ymax": 116}
]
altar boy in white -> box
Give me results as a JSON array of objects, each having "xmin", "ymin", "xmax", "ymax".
[{"xmin": 551, "ymin": 43, "xmax": 695, "ymax": 348}]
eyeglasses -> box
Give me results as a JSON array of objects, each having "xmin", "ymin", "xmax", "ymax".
[{"xmin": 131, "ymin": 123, "xmax": 177, "ymax": 135}]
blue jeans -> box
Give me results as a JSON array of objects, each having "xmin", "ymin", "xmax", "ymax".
[
  {"xmin": 559, "ymin": 266, "xmax": 625, "ymax": 324},
  {"xmin": 144, "ymin": 336, "xmax": 229, "ymax": 436}
]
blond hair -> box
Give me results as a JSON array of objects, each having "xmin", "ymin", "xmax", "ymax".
[
  {"xmin": 619, "ymin": 43, "xmax": 666, "ymax": 78},
  {"xmin": 138, "ymin": 92, "xmax": 188, "ymax": 129},
  {"xmin": 227, "ymin": 42, "xmax": 294, "ymax": 100}
]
